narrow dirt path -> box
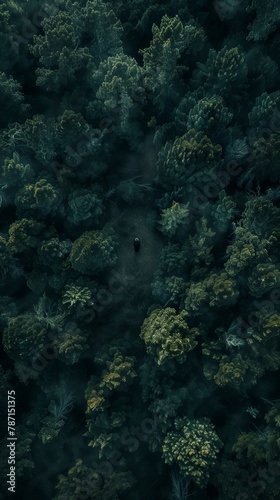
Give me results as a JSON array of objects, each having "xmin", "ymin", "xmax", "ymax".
[{"xmin": 109, "ymin": 132, "xmax": 164, "ymax": 292}]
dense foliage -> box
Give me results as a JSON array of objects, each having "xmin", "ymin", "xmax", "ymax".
[{"xmin": 1, "ymin": 0, "xmax": 280, "ymax": 499}]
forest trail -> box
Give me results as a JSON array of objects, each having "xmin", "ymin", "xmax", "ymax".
[{"xmin": 109, "ymin": 132, "xmax": 164, "ymax": 293}]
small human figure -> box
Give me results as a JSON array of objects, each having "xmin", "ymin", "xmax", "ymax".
[{"xmin": 134, "ymin": 237, "xmax": 140, "ymax": 252}]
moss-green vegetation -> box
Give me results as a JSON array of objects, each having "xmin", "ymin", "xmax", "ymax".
[{"xmin": 1, "ymin": 1, "xmax": 280, "ymax": 499}]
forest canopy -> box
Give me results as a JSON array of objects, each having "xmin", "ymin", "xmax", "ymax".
[{"xmin": 1, "ymin": 0, "xmax": 280, "ymax": 499}]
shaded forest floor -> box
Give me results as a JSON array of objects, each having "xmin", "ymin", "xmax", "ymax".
[
  {"xmin": 95, "ymin": 133, "xmax": 164, "ymax": 348},
  {"xmin": 109, "ymin": 132, "xmax": 163, "ymax": 296}
]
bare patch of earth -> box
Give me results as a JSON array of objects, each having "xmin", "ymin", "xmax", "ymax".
[{"xmin": 109, "ymin": 132, "xmax": 164, "ymax": 291}]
